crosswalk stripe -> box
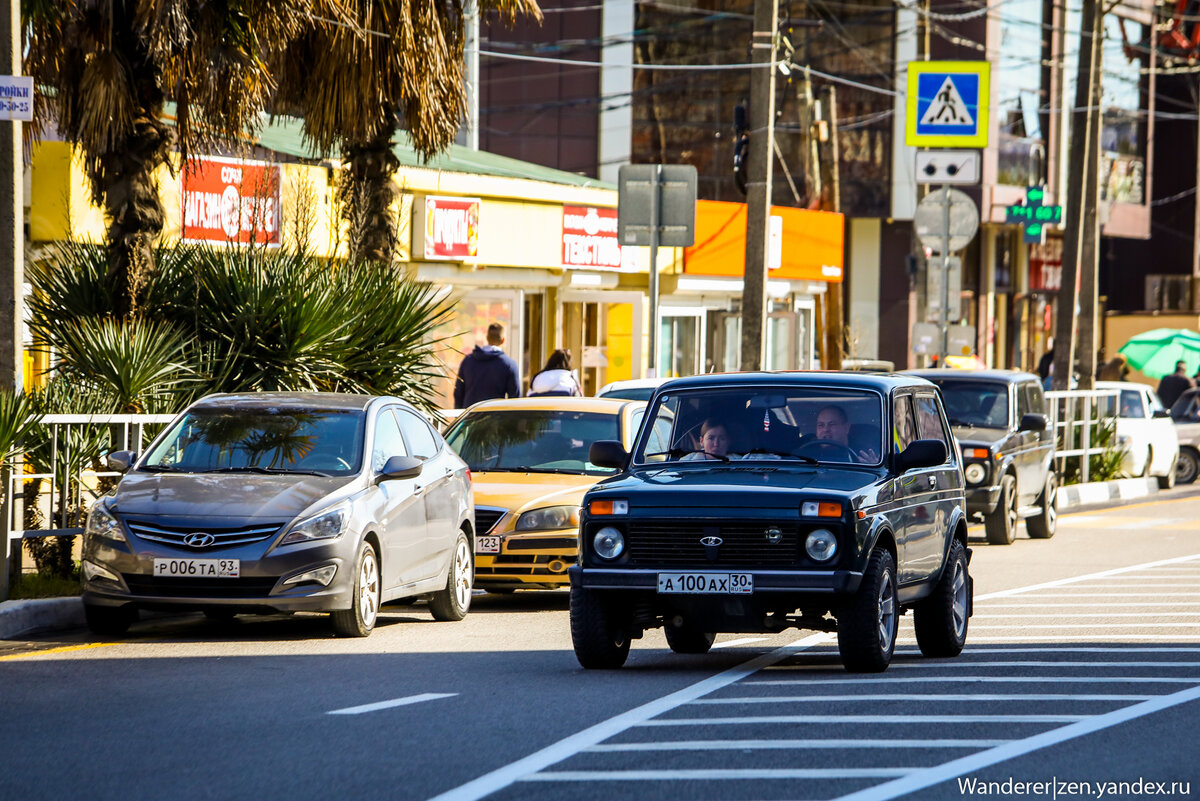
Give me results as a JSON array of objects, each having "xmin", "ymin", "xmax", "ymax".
[
  {"xmin": 750, "ymin": 676, "xmax": 1200, "ymax": 685},
  {"xmin": 584, "ymin": 739, "xmax": 1011, "ymax": 752},
  {"xmin": 690, "ymin": 694, "xmax": 1154, "ymax": 703},
  {"xmin": 522, "ymin": 768, "xmax": 915, "ymax": 781},
  {"xmin": 636, "ymin": 714, "xmax": 1087, "ymax": 725}
]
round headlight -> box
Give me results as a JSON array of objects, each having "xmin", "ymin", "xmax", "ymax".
[
  {"xmin": 593, "ymin": 526, "xmax": 625, "ymax": 560},
  {"xmin": 805, "ymin": 528, "xmax": 837, "ymax": 562},
  {"xmin": 964, "ymin": 463, "xmax": 986, "ymax": 484}
]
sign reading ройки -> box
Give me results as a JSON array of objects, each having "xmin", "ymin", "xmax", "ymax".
[{"xmin": 562, "ymin": 206, "xmax": 622, "ymax": 269}]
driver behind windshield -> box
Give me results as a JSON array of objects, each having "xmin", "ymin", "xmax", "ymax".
[{"xmin": 813, "ymin": 405, "xmax": 880, "ymax": 463}]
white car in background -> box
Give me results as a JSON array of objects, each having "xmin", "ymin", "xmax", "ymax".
[
  {"xmin": 595, "ymin": 377, "xmax": 669, "ymax": 401},
  {"xmin": 1096, "ymin": 381, "xmax": 1179, "ymax": 489}
]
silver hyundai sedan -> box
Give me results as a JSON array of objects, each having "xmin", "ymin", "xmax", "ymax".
[{"xmin": 81, "ymin": 393, "xmax": 475, "ymax": 637}]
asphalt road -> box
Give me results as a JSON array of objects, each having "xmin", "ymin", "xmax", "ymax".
[{"xmin": 2, "ymin": 489, "xmax": 1199, "ymax": 801}]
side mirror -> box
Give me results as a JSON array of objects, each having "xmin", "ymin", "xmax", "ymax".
[
  {"xmin": 589, "ymin": 440, "xmax": 629, "ymax": 470},
  {"xmin": 106, "ymin": 450, "xmax": 137, "ymax": 472},
  {"xmin": 377, "ymin": 454, "xmax": 423, "ymax": 482},
  {"xmin": 1019, "ymin": 413, "xmax": 1048, "ymax": 432},
  {"xmin": 1152, "ymin": 409, "xmax": 1172, "ymax": 419},
  {"xmin": 898, "ymin": 439, "xmax": 947, "ymax": 472}
]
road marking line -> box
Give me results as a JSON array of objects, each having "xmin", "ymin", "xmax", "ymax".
[
  {"xmin": 1020, "ymin": 584, "xmax": 1200, "ymax": 589},
  {"xmin": 750, "ymin": 676, "xmax": 1199, "ymax": 685},
  {"xmin": 636, "ymin": 714, "xmax": 1087, "ymax": 725},
  {"xmin": 832, "ymin": 684, "xmax": 1200, "ymax": 801},
  {"xmin": 690, "ymin": 694, "xmax": 1154, "ymax": 703},
  {"xmin": 710, "ymin": 637, "xmax": 768, "ymax": 649},
  {"xmin": 900, "ymin": 635, "xmax": 1200, "ymax": 642},
  {"xmin": 974, "ymin": 553, "xmax": 1200, "ymax": 601},
  {"xmin": 969, "ymin": 618, "xmax": 1200, "ymax": 623},
  {"xmin": 969, "ymin": 622, "xmax": 1200, "ymax": 629},
  {"xmin": 523, "ymin": 768, "xmax": 914, "ymax": 781},
  {"xmin": 894, "ymin": 646, "xmax": 1200, "ymax": 654},
  {"xmin": 885, "ymin": 661, "xmax": 1200, "ymax": 669},
  {"xmin": 1085, "ymin": 574, "xmax": 1200, "ymax": 579},
  {"xmin": 327, "ymin": 692, "xmax": 457, "ymax": 715},
  {"xmin": 426, "ymin": 632, "xmax": 833, "ymax": 801},
  {"xmin": 980, "ymin": 602, "xmax": 1200, "ymax": 607},
  {"xmin": 584, "ymin": 739, "xmax": 1011, "ymax": 752},
  {"xmin": 0, "ymin": 642, "xmax": 115, "ymax": 661},
  {"xmin": 991, "ymin": 593, "xmax": 1200, "ymax": 597}
]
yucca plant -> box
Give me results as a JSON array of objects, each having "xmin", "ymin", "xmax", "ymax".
[{"xmin": 50, "ymin": 318, "xmax": 193, "ymax": 414}]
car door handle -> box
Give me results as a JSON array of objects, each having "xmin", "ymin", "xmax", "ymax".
[
  {"xmin": 928, "ymin": 475, "xmax": 937, "ymax": 488},
  {"xmin": 413, "ymin": 485, "xmax": 424, "ymax": 496}
]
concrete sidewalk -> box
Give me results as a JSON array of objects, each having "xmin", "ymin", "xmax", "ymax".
[{"xmin": 0, "ymin": 476, "xmax": 1165, "ymax": 640}]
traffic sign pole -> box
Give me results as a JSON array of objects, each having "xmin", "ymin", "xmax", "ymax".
[
  {"xmin": 941, "ymin": 183, "xmax": 951, "ymax": 367},
  {"xmin": 648, "ymin": 164, "xmax": 660, "ymax": 378}
]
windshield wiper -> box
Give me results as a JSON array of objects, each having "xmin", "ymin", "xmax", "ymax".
[
  {"xmin": 139, "ymin": 464, "xmax": 184, "ymax": 473},
  {"xmin": 742, "ymin": 448, "xmax": 818, "ymax": 464},
  {"xmin": 642, "ymin": 448, "xmax": 705, "ymax": 461},
  {"xmin": 523, "ymin": 467, "xmax": 587, "ymax": 475},
  {"xmin": 947, "ymin": 417, "xmax": 975, "ymax": 427},
  {"xmin": 201, "ymin": 466, "xmax": 333, "ymax": 477}
]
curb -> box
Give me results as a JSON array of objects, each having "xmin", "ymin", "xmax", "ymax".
[
  {"xmin": 1056, "ymin": 477, "xmax": 1159, "ymax": 511},
  {"xmin": 0, "ymin": 597, "xmax": 83, "ymax": 640},
  {"xmin": 0, "ymin": 476, "xmax": 1165, "ymax": 641}
]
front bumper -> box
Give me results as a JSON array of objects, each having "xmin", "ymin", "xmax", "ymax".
[
  {"xmin": 475, "ymin": 530, "xmax": 578, "ymax": 586},
  {"xmin": 965, "ymin": 484, "xmax": 1001, "ymax": 515},
  {"xmin": 81, "ymin": 533, "xmax": 358, "ymax": 614}
]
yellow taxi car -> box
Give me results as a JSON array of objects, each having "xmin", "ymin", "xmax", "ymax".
[{"xmin": 443, "ymin": 397, "xmax": 654, "ymax": 591}]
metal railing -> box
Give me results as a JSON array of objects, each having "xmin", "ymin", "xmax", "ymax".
[
  {"xmin": 4, "ymin": 414, "xmax": 176, "ymax": 545},
  {"xmin": 1045, "ymin": 389, "xmax": 1119, "ymax": 484}
]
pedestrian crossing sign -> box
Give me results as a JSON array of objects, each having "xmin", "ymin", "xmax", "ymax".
[{"xmin": 906, "ymin": 61, "xmax": 990, "ymax": 148}]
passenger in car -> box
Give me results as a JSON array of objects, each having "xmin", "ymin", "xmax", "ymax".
[{"xmin": 681, "ymin": 419, "xmax": 739, "ymax": 460}]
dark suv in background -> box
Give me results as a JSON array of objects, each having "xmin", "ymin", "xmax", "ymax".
[{"xmin": 907, "ymin": 370, "xmax": 1057, "ymax": 545}]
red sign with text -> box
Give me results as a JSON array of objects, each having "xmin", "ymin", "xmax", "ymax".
[
  {"xmin": 182, "ymin": 158, "xmax": 281, "ymax": 246},
  {"xmin": 424, "ymin": 197, "xmax": 480, "ymax": 259},
  {"xmin": 562, "ymin": 206, "xmax": 622, "ymax": 269}
]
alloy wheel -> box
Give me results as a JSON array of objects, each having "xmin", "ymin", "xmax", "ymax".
[
  {"xmin": 359, "ymin": 549, "xmax": 380, "ymax": 628},
  {"xmin": 950, "ymin": 559, "xmax": 967, "ymax": 639},
  {"xmin": 877, "ymin": 568, "xmax": 896, "ymax": 648},
  {"xmin": 453, "ymin": 539, "xmax": 473, "ymax": 611}
]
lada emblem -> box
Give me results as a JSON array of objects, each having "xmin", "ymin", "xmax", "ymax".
[
  {"xmin": 184, "ymin": 532, "xmax": 215, "ymax": 548},
  {"xmin": 700, "ymin": 535, "xmax": 722, "ymax": 562},
  {"xmin": 764, "ymin": 527, "xmax": 783, "ymax": 544}
]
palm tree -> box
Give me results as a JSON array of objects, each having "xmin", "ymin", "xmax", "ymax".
[
  {"xmin": 274, "ymin": 0, "xmax": 542, "ymax": 263},
  {"xmin": 22, "ymin": 1, "xmax": 340, "ymax": 318}
]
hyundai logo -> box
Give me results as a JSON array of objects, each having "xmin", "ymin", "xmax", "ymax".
[
  {"xmin": 765, "ymin": 527, "xmax": 783, "ymax": 545},
  {"xmin": 184, "ymin": 532, "xmax": 216, "ymax": 548},
  {"xmin": 699, "ymin": 536, "xmax": 723, "ymax": 547}
]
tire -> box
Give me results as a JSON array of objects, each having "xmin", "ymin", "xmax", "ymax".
[
  {"xmin": 665, "ymin": 626, "xmax": 716, "ymax": 654},
  {"xmin": 1158, "ymin": 456, "xmax": 1178, "ymax": 490},
  {"xmin": 331, "ymin": 540, "xmax": 380, "ymax": 637},
  {"xmin": 1177, "ymin": 448, "xmax": 1200, "ymax": 485},
  {"xmin": 1026, "ymin": 470, "xmax": 1057, "ymax": 539},
  {"xmin": 570, "ymin": 585, "xmax": 632, "ymax": 669},
  {"xmin": 914, "ymin": 539, "xmax": 970, "ymax": 657},
  {"xmin": 836, "ymin": 548, "xmax": 899, "ymax": 673},
  {"xmin": 84, "ymin": 603, "xmax": 137, "ymax": 636},
  {"xmin": 984, "ymin": 474, "xmax": 1017, "ymax": 545},
  {"xmin": 429, "ymin": 533, "xmax": 474, "ymax": 622}
]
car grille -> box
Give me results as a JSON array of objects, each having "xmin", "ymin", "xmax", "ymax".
[
  {"xmin": 624, "ymin": 520, "xmax": 801, "ymax": 567},
  {"xmin": 474, "ymin": 507, "xmax": 507, "ymax": 535},
  {"xmin": 124, "ymin": 519, "xmax": 285, "ymax": 550},
  {"xmin": 506, "ymin": 537, "xmax": 578, "ymax": 551},
  {"xmin": 122, "ymin": 575, "xmax": 281, "ymax": 598}
]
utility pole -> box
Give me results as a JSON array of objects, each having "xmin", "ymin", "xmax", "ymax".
[
  {"xmin": 1075, "ymin": 17, "xmax": 1103, "ymax": 392},
  {"xmin": 739, "ymin": 0, "xmax": 779, "ymax": 372},
  {"xmin": 1052, "ymin": 0, "xmax": 1100, "ymax": 390},
  {"xmin": 0, "ymin": 0, "xmax": 23, "ymax": 601},
  {"xmin": 818, "ymin": 85, "xmax": 844, "ymax": 369}
]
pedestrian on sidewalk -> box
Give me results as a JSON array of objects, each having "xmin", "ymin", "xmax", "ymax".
[
  {"xmin": 453, "ymin": 323, "xmax": 521, "ymax": 408},
  {"xmin": 529, "ymin": 349, "xmax": 583, "ymax": 397},
  {"xmin": 1156, "ymin": 360, "xmax": 1194, "ymax": 409}
]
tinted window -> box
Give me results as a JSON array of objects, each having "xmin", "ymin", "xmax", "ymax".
[
  {"xmin": 397, "ymin": 410, "xmax": 440, "ymax": 459},
  {"xmin": 635, "ymin": 386, "xmax": 885, "ymax": 465},
  {"xmin": 1016, "ymin": 383, "xmax": 1031, "ymax": 417},
  {"xmin": 914, "ymin": 395, "xmax": 949, "ymax": 448},
  {"xmin": 372, "ymin": 409, "xmax": 408, "ymax": 472},
  {"xmin": 928, "ymin": 379, "xmax": 1010, "ymax": 428},
  {"xmin": 446, "ymin": 410, "xmax": 621, "ymax": 475},
  {"xmin": 1119, "ymin": 389, "xmax": 1146, "ymax": 419},
  {"xmin": 142, "ymin": 407, "xmax": 365, "ymax": 475},
  {"xmin": 1023, "ymin": 381, "xmax": 1046, "ymax": 414},
  {"xmin": 893, "ymin": 395, "xmax": 916, "ymax": 452}
]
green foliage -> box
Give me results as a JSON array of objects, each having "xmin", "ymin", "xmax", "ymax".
[
  {"xmin": 27, "ymin": 243, "xmax": 455, "ymax": 414},
  {"xmin": 8, "ymin": 570, "xmax": 82, "ymax": 600},
  {"xmin": 0, "ymin": 388, "xmax": 44, "ymax": 466},
  {"xmin": 1060, "ymin": 418, "xmax": 1127, "ymax": 485}
]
